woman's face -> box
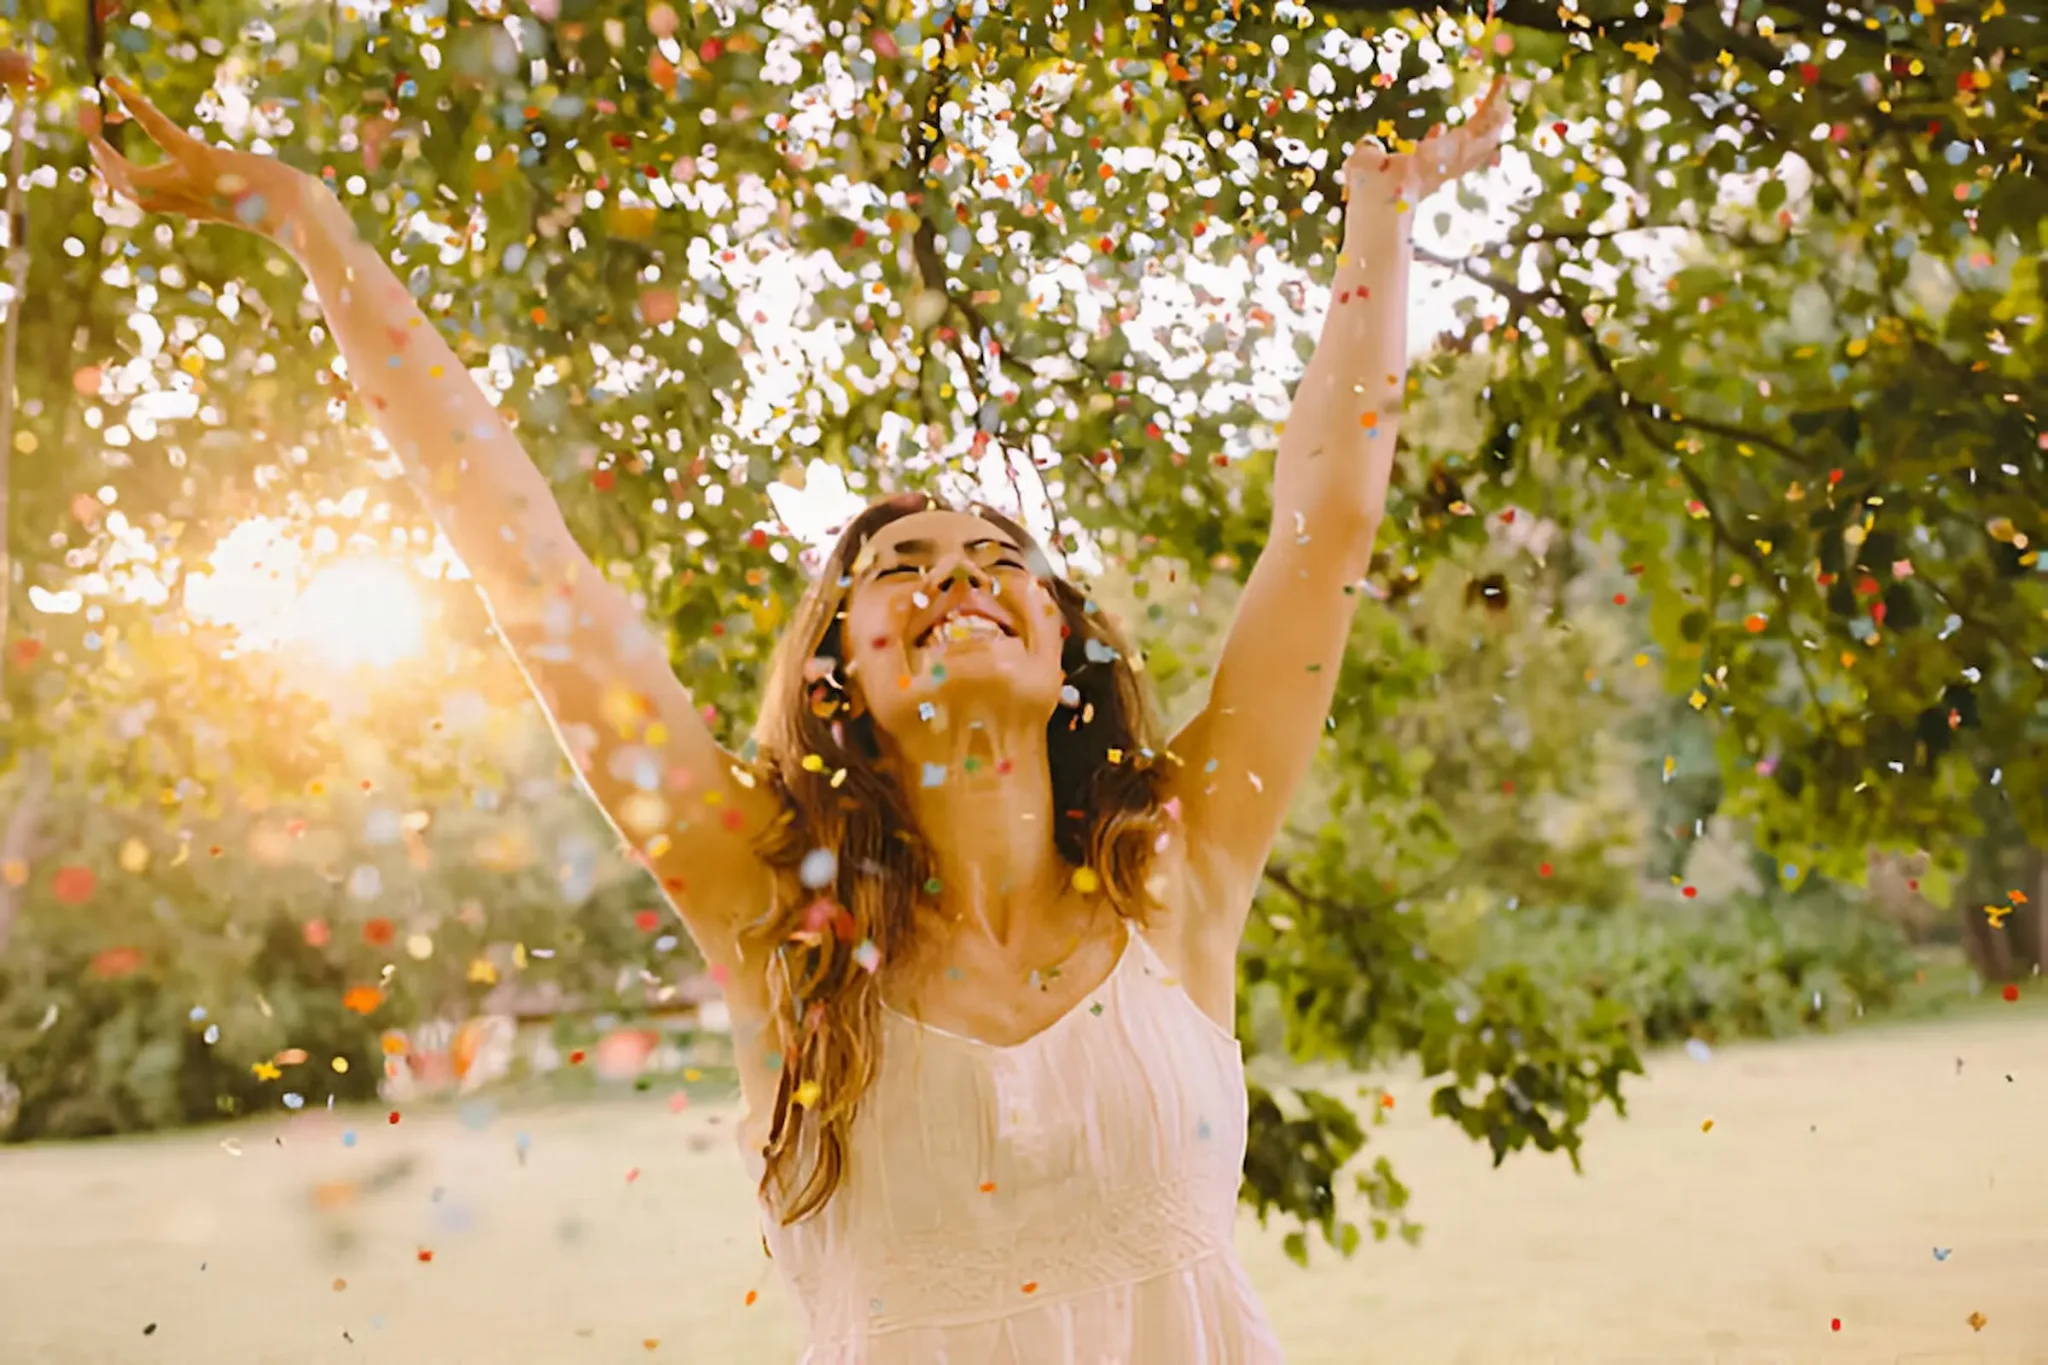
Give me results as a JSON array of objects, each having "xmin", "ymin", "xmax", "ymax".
[{"xmin": 835, "ymin": 509, "xmax": 1068, "ymax": 743}]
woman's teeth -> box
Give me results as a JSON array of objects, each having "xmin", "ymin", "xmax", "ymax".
[{"xmin": 915, "ymin": 613, "xmax": 1006, "ymax": 656}]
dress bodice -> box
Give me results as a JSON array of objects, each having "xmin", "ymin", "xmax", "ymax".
[{"xmin": 743, "ymin": 924, "xmax": 1284, "ymax": 1364}]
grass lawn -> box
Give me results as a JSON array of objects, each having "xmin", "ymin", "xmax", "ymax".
[{"xmin": 3, "ymin": 1005, "xmax": 2044, "ymax": 1364}]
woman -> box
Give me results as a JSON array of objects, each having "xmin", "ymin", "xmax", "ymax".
[{"xmin": 91, "ymin": 71, "xmax": 1509, "ymax": 1362}]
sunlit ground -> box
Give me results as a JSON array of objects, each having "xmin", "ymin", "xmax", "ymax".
[{"xmin": 3, "ymin": 1010, "xmax": 2043, "ymax": 1365}]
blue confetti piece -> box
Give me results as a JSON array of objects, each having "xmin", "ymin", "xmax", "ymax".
[
  {"xmin": 921, "ymin": 762, "xmax": 947, "ymax": 788},
  {"xmin": 342, "ymin": 1129, "xmax": 357, "ymax": 1147},
  {"xmin": 1933, "ymin": 1247, "xmax": 1952, "ymax": 1261}
]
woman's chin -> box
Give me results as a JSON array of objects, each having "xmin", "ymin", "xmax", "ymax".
[{"xmin": 894, "ymin": 651, "xmax": 1060, "ymax": 717}]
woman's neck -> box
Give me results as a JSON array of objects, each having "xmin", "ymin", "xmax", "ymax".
[{"xmin": 888, "ymin": 719, "xmax": 1068, "ymax": 948}]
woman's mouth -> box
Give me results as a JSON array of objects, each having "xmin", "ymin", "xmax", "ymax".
[{"xmin": 913, "ymin": 609, "xmax": 1014, "ymax": 662}]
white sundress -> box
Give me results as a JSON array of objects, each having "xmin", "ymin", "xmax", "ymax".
[{"xmin": 744, "ymin": 923, "xmax": 1285, "ymax": 1364}]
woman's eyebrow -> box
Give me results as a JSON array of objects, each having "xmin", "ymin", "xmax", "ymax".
[{"xmin": 853, "ymin": 537, "xmax": 932, "ymax": 579}]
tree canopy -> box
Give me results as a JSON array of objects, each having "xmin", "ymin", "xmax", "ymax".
[{"xmin": 1, "ymin": 0, "xmax": 2041, "ymax": 1256}]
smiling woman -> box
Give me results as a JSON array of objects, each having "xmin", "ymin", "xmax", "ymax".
[{"xmin": 89, "ymin": 61, "xmax": 1515, "ymax": 1363}]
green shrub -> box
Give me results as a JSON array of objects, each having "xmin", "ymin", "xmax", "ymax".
[
  {"xmin": 0, "ymin": 912, "xmax": 384, "ymax": 1140},
  {"xmin": 1475, "ymin": 891, "xmax": 1923, "ymax": 1047}
]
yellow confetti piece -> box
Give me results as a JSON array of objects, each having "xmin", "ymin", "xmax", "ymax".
[
  {"xmin": 794, "ymin": 1079, "xmax": 821, "ymax": 1107},
  {"xmin": 1071, "ymin": 867, "xmax": 1101, "ymax": 894}
]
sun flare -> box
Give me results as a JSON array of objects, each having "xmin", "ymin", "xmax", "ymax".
[{"xmin": 184, "ymin": 519, "xmax": 428, "ymax": 669}]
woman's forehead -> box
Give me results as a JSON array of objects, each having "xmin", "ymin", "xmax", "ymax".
[{"xmin": 861, "ymin": 509, "xmax": 1017, "ymax": 558}]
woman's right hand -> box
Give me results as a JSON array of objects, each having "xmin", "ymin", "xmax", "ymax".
[{"xmin": 89, "ymin": 76, "xmax": 313, "ymax": 243}]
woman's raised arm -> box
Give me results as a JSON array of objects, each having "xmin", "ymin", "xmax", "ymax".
[
  {"xmin": 89, "ymin": 77, "xmax": 775, "ymax": 968},
  {"xmin": 1166, "ymin": 79, "xmax": 1513, "ymax": 963}
]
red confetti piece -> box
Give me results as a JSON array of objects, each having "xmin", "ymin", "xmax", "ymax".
[
  {"xmin": 52, "ymin": 865, "xmax": 97, "ymax": 905},
  {"xmin": 744, "ymin": 1290, "xmax": 758, "ymax": 1306},
  {"xmin": 2003, "ymin": 984, "xmax": 2020, "ymax": 1002},
  {"xmin": 388, "ymin": 1111, "xmax": 402, "ymax": 1125},
  {"xmin": 417, "ymin": 1249, "xmax": 433, "ymax": 1263},
  {"xmin": 88, "ymin": 946, "xmax": 142, "ymax": 979},
  {"xmin": 1537, "ymin": 862, "xmax": 1554, "ymax": 878},
  {"xmin": 1830, "ymin": 1318, "xmax": 1841, "ymax": 1332}
]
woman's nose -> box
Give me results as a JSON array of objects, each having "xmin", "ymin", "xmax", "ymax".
[{"xmin": 929, "ymin": 556, "xmax": 990, "ymax": 593}]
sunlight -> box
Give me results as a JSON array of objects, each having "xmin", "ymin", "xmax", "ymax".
[
  {"xmin": 290, "ymin": 559, "xmax": 427, "ymax": 669},
  {"xmin": 183, "ymin": 518, "xmax": 427, "ymax": 668}
]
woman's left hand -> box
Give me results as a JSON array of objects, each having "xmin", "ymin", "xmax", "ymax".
[{"xmin": 1344, "ymin": 74, "xmax": 1514, "ymax": 228}]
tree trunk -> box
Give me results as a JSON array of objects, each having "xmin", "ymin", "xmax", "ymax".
[
  {"xmin": 0, "ymin": 747, "xmax": 49, "ymax": 957},
  {"xmin": 0, "ymin": 46, "xmax": 35, "ymax": 650}
]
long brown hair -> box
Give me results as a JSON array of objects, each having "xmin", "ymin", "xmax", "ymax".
[{"xmin": 745, "ymin": 493, "xmax": 1167, "ymax": 1223}]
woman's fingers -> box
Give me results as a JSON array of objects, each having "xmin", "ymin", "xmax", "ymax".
[
  {"xmin": 89, "ymin": 133, "xmax": 183, "ymax": 213},
  {"xmin": 104, "ymin": 75, "xmax": 197, "ymax": 157},
  {"xmin": 86, "ymin": 134, "xmax": 133, "ymax": 196}
]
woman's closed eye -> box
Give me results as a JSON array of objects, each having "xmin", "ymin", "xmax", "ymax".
[{"xmin": 874, "ymin": 564, "xmax": 921, "ymax": 580}]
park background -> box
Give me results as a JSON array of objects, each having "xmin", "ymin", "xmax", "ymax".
[{"xmin": 0, "ymin": 0, "xmax": 2043, "ymax": 1359}]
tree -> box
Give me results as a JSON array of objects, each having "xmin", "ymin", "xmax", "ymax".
[{"xmin": 2, "ymin": 0, "xmax": 2036, "ymax": 1253}]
